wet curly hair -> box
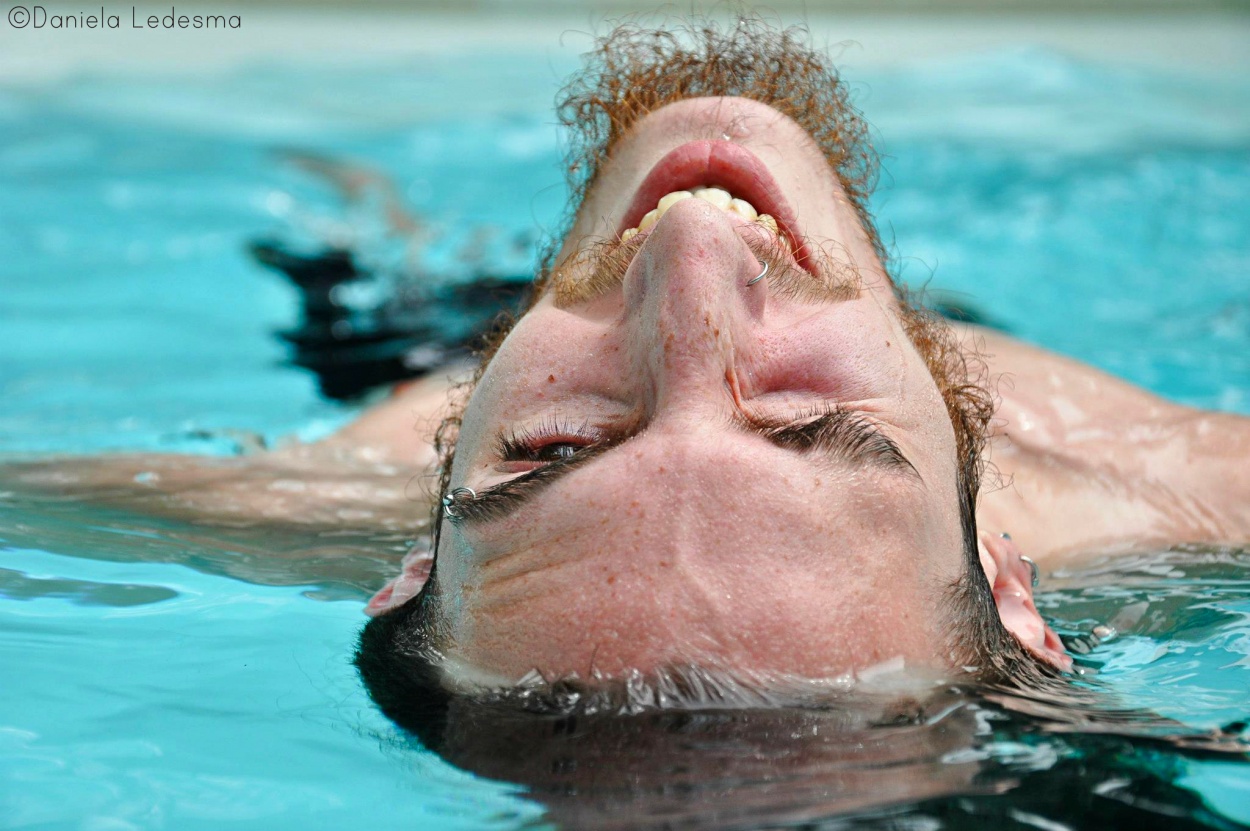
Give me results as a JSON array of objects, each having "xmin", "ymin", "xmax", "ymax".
[{"xmin": 356, "ymin": 16, "xmax": 1056, "ymax": 748}]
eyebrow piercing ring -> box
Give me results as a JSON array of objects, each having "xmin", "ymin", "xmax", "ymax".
[
  {"xmin": 747, "ymin": 259, "xmax": 769, "ymax": 286},
  {"xmin": 1019, "ymin": 554, "xmax": 1040, "ymax": 587},
  {"xmin": 442, "ymin": 486, "xmax": 476, "ymax": 520}
]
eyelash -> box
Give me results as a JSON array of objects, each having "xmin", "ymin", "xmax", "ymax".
[
  {"xmin": 495, "ymin": 405, "xmax": 909, "ymax": 473},
  {"xmin": 765, "ymin": 404, "xmax": 912, "ymax": 471},
  {"xmin": 496, "ymin": 417, "xmax": 600, "ymax": 463}
]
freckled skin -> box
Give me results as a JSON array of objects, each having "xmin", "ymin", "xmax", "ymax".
[
  {"xmin": 437, "ymin": 98, "xmax": 966, "ymax": 682},
  {"xmin": 17, "ymin": 90, "xmax": 1244, "ymax": 676}
]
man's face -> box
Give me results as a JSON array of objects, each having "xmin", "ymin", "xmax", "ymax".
[{"xmin": 434, "ymin": 97, "xmax": 966, "ymax": 686}]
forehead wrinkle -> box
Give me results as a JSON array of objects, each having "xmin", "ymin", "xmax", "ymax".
[{"xmin": 469, "ymin": 558, "xmax": 583, "ymax": 614}]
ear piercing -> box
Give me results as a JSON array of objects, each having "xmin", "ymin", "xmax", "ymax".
[
  {"xmin": 1020, "ymin": 555, "xmax": 1040, "ymax": 587},
  {"xmin": 1002, "ymin": 532, "xmax": 1038, "ymax": 587}
]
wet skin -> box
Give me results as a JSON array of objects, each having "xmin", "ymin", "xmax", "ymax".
[
  {"xmin": 8, "ymin": 98, "xmax": 1246, "ymax": 685},
  {"xmin": 433, "ymin": 97, "xmax": 974, "ymax": 684}
]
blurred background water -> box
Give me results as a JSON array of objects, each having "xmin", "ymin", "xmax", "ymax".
[{"xmin": 1, "ymin": 4, "xmax": 1248, "ymax": 828}]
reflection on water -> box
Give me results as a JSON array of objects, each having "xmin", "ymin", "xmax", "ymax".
[
  {"xmin": 1047, "ymin": 548, "xmax": 1250, "ymax": 734},
  {"xmin": 4, "ymin": 487, "xmax": 1246, "ymax": 828},
  {"xmin": 410, "ymin": 691, "xmax": 1242, "ymax": 830},
  {"xmin": 2, "ymin": 43, "xmax": 1248, "ymax": 831},
  {"xmin": 0, "ymin": 468, "xmax": 424, "ymax": 602},
  {"xmin": 378, "ymin": 545, "xmax": 1250, "ymax": 828},
  {"xmin": 0, "ymin": 565, "xmax": 179, "ymax": 606}
]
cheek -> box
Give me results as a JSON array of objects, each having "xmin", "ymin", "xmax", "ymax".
[
  {"xmin": 750, "ymin": 314, "xmax": 903, "ymax": 403},
  {"xmin": 898, "ymin": 356, "xmax": 962, "ymax": 470},
  {"xmin": 461, "ymin": 313, "xmax": 617, "ymax": 425}
]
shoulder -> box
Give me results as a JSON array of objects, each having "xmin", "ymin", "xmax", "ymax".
[
  {"xmin": 320, "ymin": 364, "xmax": 474, "ymax": 468},
  {"xmin": 964, "ymin": 326, "xmax": 1250, "ymax": 560}
]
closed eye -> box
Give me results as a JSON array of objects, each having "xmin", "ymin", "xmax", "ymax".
[
  {"xmin": 748, "ymin": 407, "xmax": 919, "ymax": 479},
  {"xmin": 495, "ymin": 417, "xmax": 603, "ymax": 472},
  {"xmin": 447, "ymin": 406, "xmax": 918, "ymax": 529}
]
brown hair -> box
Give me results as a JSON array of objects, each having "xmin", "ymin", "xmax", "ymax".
[
  {"xmin": 540, "ymin": 16, "xmax": 885, "ymax": 287},
  {"xmin": 357, "ymin": 16, "xmax": 1058, "ymax": 741}
]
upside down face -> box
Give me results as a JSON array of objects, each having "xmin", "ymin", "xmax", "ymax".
[{"xmin": 429, "ymin": 97, "xmax": 969, "ymax": 687}]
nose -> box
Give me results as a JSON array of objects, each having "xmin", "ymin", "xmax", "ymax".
[{"xmin": 624, "ymin": 198, "xmax": 766, "ymax": 419}]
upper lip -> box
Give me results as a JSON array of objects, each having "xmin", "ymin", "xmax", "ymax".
[{"xmin": 616, "ymin": 140, "xmax": 814, "ymax": 271}]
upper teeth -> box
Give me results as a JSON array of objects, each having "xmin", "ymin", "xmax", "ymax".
[{"xmin": 621, "ymin": 186, "xmax": 780, "ymax": 242}]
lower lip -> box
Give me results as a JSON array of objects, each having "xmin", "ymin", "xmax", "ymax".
[{"xmin": 618, "ymin": 140, "xmax": 807, "ymax": 261}]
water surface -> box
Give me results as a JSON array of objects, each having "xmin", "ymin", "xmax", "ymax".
[{"xmin": 2, "ymin": 47, "xmax": 1248, "ymax": 829}]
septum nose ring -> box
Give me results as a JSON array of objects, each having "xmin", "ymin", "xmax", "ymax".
[{"xmin": 746, "ymin": 259, "xmax": 768, "ymax": 286}]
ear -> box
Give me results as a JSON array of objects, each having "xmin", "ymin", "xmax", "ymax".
[
  {"xmin": 365, "ymin": 547, "xmax": 433, "ymax": 617},
  {"xmin": 978, "ymin": 532, "xmax": 1072, "ymax": 672}
]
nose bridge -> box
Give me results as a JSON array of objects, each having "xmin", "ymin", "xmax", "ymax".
[{"xmin": 624, "ymin": 200, "xmax": 764, "ymax": 418}]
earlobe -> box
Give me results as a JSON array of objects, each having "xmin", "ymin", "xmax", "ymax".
[
  {"xmin": 365, "ymin": 547, "xmax": 434, "ymax": 617},
  {"xmin": 979, "ymin": 532, "xmax": 1072, "ymax": 672}
]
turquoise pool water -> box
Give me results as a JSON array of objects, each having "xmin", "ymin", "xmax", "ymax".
[{"xmin": 2, "ymin": 47, "xmax": 1248, "ymax": 828}]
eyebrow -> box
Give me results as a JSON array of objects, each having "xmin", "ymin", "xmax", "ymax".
[
  {"xmin": 749, "ymin": 408, "xmax": 919, "ymax": 478},
  {"xmin": 446, "ymin": 409, "xmax": 920, "ymax": 528}
]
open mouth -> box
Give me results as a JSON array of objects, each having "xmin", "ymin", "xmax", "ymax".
[{"xmin": 616, "ymin": 140, "xmax": 814, "ymax": 271}]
